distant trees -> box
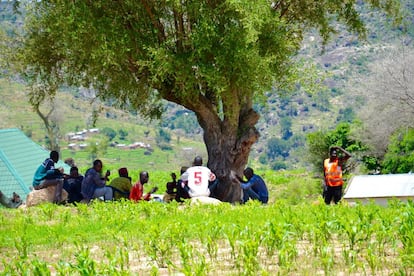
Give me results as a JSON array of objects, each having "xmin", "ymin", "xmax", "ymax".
[
  {"xmin": 306, "ymin": 122, "xmax": 367, "ymax": 175},
  {"xmin": 101, "ymin": 127, "xmax": 128, "ymax": 142},
  {"xmin": 101, "ymin": 127, "xmax": 116, "ymax": 141},
  {"xmin": 87, "ymin": 137, "xmax": 109, "ymax": 162},
  {"xmin": 156, "ymin": 128, "xmax": 172, "ymax": 151},
  {"xmin": 382, "ymin": 128, "xmax": 414, "ymax": 173},
  {"xmin": 170, "ymin": 113, "xmax": 201, "ymax": 135},
  {"xmin": 353, "ymin": 44, "xmax": 414, "ymax": 159},
  {"xmin": 336, "ymin": 107, "xmax": 355, "ymax": 123},
  {"xmin": 264, "ymin": 137, "xmax": 291, "ymax": 171},
  {"xmin": 280, "ymin": 117, "xmax": 293, "ymax": 140},
  {"xmin": 29, "ymin": 87, "xmax": 63, "ymax": 152},
  {"xmin": 267, "ymin": 137, "xmax": 290, "ymax": 160},
  {"xmin": 4, "ymin": 0, "xmax": 402, "ymax": 202},
  {"xmin": 118, "ymin": 129, "xmax": 128, "ymax": 141}
]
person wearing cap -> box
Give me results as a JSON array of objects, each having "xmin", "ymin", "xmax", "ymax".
[
  {"xmin": 107, "ymin": 167, "xmax": 132, "ymax": 200},
  {"xmin": 180, "ymin": 156, "xmax": 216, "ymax": 198},
  {"xmin": 323, "ymin": 146, "xmax": 352, "ymax": 205}
]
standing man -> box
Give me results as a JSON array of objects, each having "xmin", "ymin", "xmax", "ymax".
[
  {"xmin": 32, "ymin": 150, "xmax": 65, "ymax": 204},
  {"xmin": 181, "ymin": 156, "xmax": 216, "ymax": 198},
  {"xmin": 323, "ymin": 146, "xmax": 352, "ymax": 205},
  {"xmin": 240, "ymin": 167, "xmax": 269, "ymax": 204},
  {"xmin": 81, "ymin": 159, "xmax": 113, "ymax": 203}
]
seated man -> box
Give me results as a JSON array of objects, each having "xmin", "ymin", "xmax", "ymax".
[
  {"xmin": 175, "ymin": 167, "xmax": 190, "ymax": 202},
  {"xmin": 180, "ymin": 156, "xmax": 216, "ymax": 198},
  {"xmin": 130, "ymin": 171, "xmax": 158, "ymax": 202},
  {"xmin": 63, "ymin": 166, "xmax": 84, "ymax": 204},
  {"xmin": 163, "ymin": 172, "xmax": 177, "ymax": 203},
  {"xmin": 108, "ymin": 167, "xmax": 132, "ymax": 200},
  {"xmin": 240, "ymin": 167, "xmax": 269, "ymax": 204},
  {"xmin": 81, "ymin": 159, "xmax": 113, "ymax": 203},
  {"xmin": 32, "ymin": 150, "xmax": 65, "ymax": 204}
]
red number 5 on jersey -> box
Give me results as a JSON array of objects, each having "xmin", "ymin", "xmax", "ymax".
[{"xmin": 194, "ymin": 171, "xmax": 202, "ymax": 185}]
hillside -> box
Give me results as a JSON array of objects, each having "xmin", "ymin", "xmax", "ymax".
[
  {"xmin": 0, "ymin": 79, "xmax": 207, "ymax": 170},
  {"xmin": 1, "ymin": 1, "xmax": 413, "ymax": 172}
]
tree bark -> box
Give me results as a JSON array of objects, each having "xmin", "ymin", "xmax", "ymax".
[
  {"xmin": 196, "ymin": 104, "xmax": 260, "ymax": 203},
  {"xmin": 34, "ymin": 105, "xmax": 60, "ymax": 152},
  {"xmin": 162, "ymin": 84, "xmax": 260, "ymax": 203}
]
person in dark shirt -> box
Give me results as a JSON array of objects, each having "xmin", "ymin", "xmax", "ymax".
[
  {"xmin": 63, "ymin": 166, "xmax": 84, "ymax": 204},
  {"xmin": 175, "ymin": 166, "xmax": 190, "ymax": 202},
  {"xmin": 240, "ymin": 167, "xmax": 269, "ymax": 204},
  {"xmin": 81, "ymin": 159, "xmax": 113, "ymax": 203},
  {"xmin": 163, "ymin": 172, "xmax": 178, "ymax": 203}
]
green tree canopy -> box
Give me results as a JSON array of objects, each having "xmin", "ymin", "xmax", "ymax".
[
  {"xmin": 6, "ymin": 0, "xmax": 401, "ymax": 202},
  {"xmin": 382, "ymin": 128, "xmax": 414, "ymax": 174},
  {"xmin": 101, "ymin": 127, "xmax": 117, "ymax": 141},
  {"xmin": 267, "ymin": 137, "xmax": 290, "ymax": 160},
  {"xmin": 306, "ymin": 122, "xmax": 367, "ymax": 175}
]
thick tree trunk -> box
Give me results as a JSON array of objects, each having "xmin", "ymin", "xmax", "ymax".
[
  {"xmin": 162, "ymin": 85, "xmax": 260, "ymax": 203},
  {"xmin": 197, "ymin": 107, "xmax": 260, "ymax": 203}
]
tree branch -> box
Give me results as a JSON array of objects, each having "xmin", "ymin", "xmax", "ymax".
[{"xmin": 140, "ymin": 0, "xmax": 166, "ymax": 43}]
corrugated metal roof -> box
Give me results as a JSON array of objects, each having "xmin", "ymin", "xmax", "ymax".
[
  {"xmin": 0, "ymin": 128, "xmax": 70, "ymax": 200},
  {"xmin": 344, "ymin": 173, "xmax": 414, "ymax": 199}
]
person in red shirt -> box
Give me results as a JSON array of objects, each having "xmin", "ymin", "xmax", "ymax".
[{"xmin": 130, "ymin": 171, "xmax": 158, "ymax": 202}]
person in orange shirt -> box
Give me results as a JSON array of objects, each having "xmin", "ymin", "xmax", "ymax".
[
  {"xmin": 323, "ymin": 146, "xmax": 351, "ymax": 205},
  {"xmin": 130, "ymin": 171, "xmax": 158, "ymax": 202}
]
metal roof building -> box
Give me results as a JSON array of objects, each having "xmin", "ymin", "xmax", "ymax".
[
  {"xmin": 0, "ymin": 128, "xmax": 70, "ymax": 200},
  {"xmin": 343, "ymin": 173, "xmax": 414, "ymax": 206}
]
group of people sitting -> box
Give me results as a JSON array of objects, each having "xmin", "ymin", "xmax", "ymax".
[
  {"xmin": 31, "ymin": 152, "xmax": 160, "ymax": 205},
  {"xmin": 27, "ymin": 151, "xmax": 269, "ymax": 206}
]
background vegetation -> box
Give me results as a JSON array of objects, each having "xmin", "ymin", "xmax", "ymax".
[
  {"xmin": 0, "ymin": 2, "xmax": 414, "ymax": 274},
  {"xmin": 1, "ymin": 1, "xmax": 414, "ymax": 177}
]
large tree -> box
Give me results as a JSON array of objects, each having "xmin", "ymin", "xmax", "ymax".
[{"xmin": 9, "ymin": 0, "xmax": 401, "ymax": 202}]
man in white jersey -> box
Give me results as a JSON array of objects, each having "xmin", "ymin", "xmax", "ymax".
[{"xmin": 181, "ymin": 156, "xmax": 216, "ymax": 198}]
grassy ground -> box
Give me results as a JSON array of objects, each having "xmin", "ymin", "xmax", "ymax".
[
  {"xmin": 2, "ymin": 78, "xmax": 412, "ymax": 274},
  {"xmin": 1, "ymin": 198, "xmax": 413, "ymax": 275},
  {"xmin": 1, "ymin": 169, "xmax": 413, "ymax": 275}
]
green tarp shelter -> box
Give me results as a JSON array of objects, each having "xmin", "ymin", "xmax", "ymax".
[{"xmin": 0, "ymin": 128, "xmax": 70, "ymax": 200}]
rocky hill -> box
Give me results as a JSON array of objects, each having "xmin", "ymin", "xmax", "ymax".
[{"xmin": 1, "ymin": 1, "xmax": 413, "ymax": 170}]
